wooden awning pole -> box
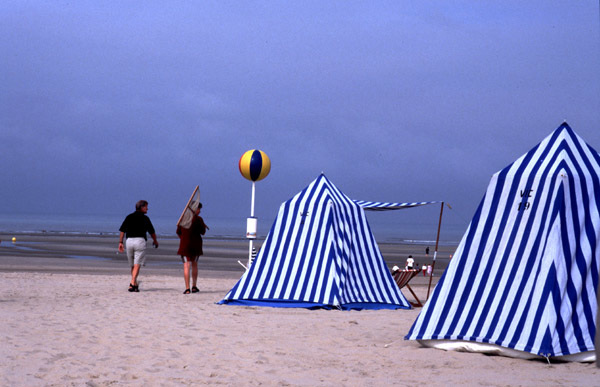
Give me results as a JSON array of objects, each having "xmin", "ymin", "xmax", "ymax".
[{"xmin": 427, "ymin": 201, "xmax": 444, "ymax": 300}]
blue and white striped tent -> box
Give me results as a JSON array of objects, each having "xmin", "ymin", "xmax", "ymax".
[
  {"xmin": 406, "ymin": 123, "xmax": 599, "ymax": 361},
  {"xmin": 219, "ymin": 174, "xmax": 436, "ymax": 310}
]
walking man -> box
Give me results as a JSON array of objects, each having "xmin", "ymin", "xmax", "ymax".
[{"xmin": 118, "ymin": 200, "xmax": 159, "ymax": 292}]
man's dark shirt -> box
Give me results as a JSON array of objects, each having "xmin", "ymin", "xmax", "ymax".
[{"xmin": 119, "ymin": 211, "xmax": 156, "ymax": 240}]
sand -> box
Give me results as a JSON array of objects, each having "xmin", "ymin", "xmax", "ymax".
[{"xmin": 0, "ymin": 235, "xmax": 598, "ymax": 386}]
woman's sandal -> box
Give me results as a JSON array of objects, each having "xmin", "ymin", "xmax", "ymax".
[
  {"xmin": 183, "ymin": 289, "xmax": 191, "ymax": 294},
  {"xmin": 191, "ymin": 286, "xmax": 199, "ymax": 293},
  {"xmin": 128, "ymin": 284, "xmax": 135, "ymax": 292}
]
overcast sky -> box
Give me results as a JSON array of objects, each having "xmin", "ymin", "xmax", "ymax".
[{"xmin": 1, "ymin": 2, "xmax": 599, "ymax": 237}]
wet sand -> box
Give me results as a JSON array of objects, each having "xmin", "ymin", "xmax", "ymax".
[{"xmin": 0, "ymin": 234, "xmax": 455, "ymax": 279}]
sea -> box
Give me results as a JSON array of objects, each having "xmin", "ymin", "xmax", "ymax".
[{"xmin": 0, "ymin": 211, "xmax": 465, "ymax": 246}]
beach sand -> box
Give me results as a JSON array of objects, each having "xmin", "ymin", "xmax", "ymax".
[{"xmin": 0, "ymin": 235, "xmax": 598, "ymax": 386}]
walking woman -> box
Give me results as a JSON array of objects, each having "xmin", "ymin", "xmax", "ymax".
[{"xmin": 176, "ymin": 202, "xmax": 208, "ymax": 294}]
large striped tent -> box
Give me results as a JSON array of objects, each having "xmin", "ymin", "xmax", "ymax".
[
  {"xmin": 406, "ymin": 123, "xmax": 599, "ymax": 362},
  {"xmin": 219, "ymin": 174, "xmax": 435, "ymax": 310}
]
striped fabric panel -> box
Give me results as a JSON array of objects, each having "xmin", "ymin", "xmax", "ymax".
[
  {"xmin": 393, "ymin": 270, "xmax": 420, "ymax": 289},
  {"xmin": 406, "ymin": 123, "xmax": 600, "ymax": 358},
  {"xmin": 221, "ymin": 174, "xmax": 410, "ymax": 309},
  {"xmin": 327, "ymin": 182, "xmax": 405, "ymax": 305},
  {"xmin": 355, "ymin": 200, "xmax": 438, "ymax": 211}
]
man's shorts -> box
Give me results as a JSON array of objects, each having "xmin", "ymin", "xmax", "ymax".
[
  {"xmin": 126, "ymin": 237, "xmax": 147, "ymax": 266},
  {"xmin": 181, "ymin": 256, "xmax": 199, "ymax": 263}
]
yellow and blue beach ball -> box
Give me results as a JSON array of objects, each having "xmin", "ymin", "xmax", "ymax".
[{"xmin": 239, "ymin": 150, "xmax": 271, "ymax": 182}]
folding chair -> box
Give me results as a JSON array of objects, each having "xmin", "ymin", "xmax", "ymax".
[{"xmin": 392, "ymin": 269, "xmax": 422, "ymax": 307}]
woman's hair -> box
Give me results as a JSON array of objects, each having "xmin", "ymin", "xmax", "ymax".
[{"xmin": 136, "ymin": 200, "xmax": 148, "ymax": 211}]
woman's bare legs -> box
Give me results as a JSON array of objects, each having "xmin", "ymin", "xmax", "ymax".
[
  {"xmin": 191, "ymin": 261, "xmax": 198, "ymax": 289},
  {"xmin": 183, "ymin": 261, "xmax": 191, "ymax": 291}
]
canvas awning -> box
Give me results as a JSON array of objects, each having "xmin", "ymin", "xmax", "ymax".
[{"xmin": 355, "ymin": 200, "xmax": 439, "ymax": 211}]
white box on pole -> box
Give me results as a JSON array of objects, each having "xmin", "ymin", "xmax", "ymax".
[{"xmin": 246, "ymin": 217, "xmax": 257, "ymax": 239}]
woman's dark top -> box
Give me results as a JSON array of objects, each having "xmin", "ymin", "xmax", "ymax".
[{"xmin": 176, "ymin": 215, "xmax": 207, "ymax": 258}]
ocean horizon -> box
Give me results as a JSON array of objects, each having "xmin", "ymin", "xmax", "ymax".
[{"xmin": 0, "ymin": 211, "xmax": 464, "ymax": 246}]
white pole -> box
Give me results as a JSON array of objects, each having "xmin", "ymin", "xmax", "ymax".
[
  {"xmin": 248, "ymin": 181, "xmax": 256, "ymax": 267},
  {"xmin": 251, "ymin": 181, "xmax": 256, "ymax": 217}
]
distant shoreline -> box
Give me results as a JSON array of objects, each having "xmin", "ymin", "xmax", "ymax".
[
  {"xmin": 0, "ymin": 230, "xmax": 461, "ymax": 246},
  {"xmin": 0, "ymin": 210, "xmax": 466, "ymax": 244},
  {"xmin": 0, "ymin": 233, "xmax": 457, "ymax": 277}
]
